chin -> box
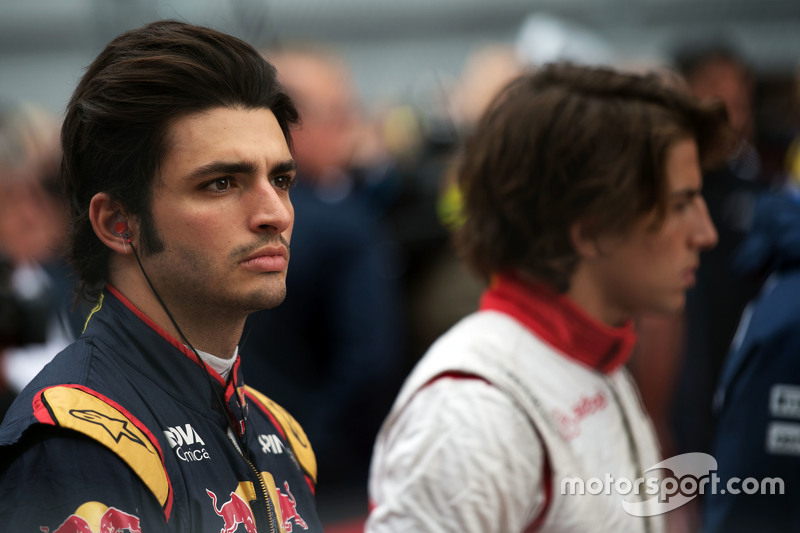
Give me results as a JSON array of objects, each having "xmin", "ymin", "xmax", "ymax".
[
  {"xmin": 657, "ymin": 297, "xmax": 686, "ymax": 316},
  {"xmin": 242, "ymin": 283, "xmax": 286, "ymax": 312}
]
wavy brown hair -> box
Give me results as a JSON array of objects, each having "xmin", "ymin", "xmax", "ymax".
[
  {"xmin": 61, "ymin": 20, "xmax": 299, "ymax": 303},
  {"xmin": 455, "ymin": 62, "xmax": 732, "ymax": 291}
]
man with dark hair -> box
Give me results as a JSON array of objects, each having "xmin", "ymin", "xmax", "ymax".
[
  {"xmin": 239, "ymin": 45, "xmax": 405, "ymax": 514},
  {"xmin": 0, "ymin": 20, "xmax": 322, "ymax": 532},
  {"xmin": 666, "ymin": 42, "xmax": 766, "ymax": 458},
  {"xmin": 367, "ymin": 63, "xmax": 731, "ymax": 532}
]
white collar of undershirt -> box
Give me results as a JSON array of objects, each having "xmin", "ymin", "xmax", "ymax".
[{"xmin": 194, "ymin": 346, "xmax": 239, "ymax": 382}]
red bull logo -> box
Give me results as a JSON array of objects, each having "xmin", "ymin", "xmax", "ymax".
[
  {"xmin": 276, "ymin": 481, "xmax": 308, "ymax": 532},
  {"xmin": 207, "ymin": 489, "xmax": 257, "ymax": 533},
  {"xmin": 40, "ymin": 506, "xmax": 141, "ymax": 533}
]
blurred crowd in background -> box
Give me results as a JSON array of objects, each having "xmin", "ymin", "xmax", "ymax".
[{"xmin": 2, "ymin": 3, "xmax": 800, "ymax": 532}]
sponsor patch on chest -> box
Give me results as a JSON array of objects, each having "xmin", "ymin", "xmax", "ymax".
[
  {"xmin": 551, "ymin": 391, "xmax": 609, "ymax": 440},
  {"xmin": 163, "ymin": 423, "xmax": 211, "ymax": 462},
  {"xmin": 770, "ymin": 384, "xmax": 800, "ymax": 419},
  {"xmin": 766, "ymin": 421, "xmax": 800, "ymax": 456},
  {"xmin": 259, "ymin": 433, "xmax": 285, "ymax": 455}
]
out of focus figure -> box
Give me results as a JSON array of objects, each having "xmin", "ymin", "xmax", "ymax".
[
  {"xmin": 240, "ymin": 45, "xmax": 404, "ymax": 520},
  {"xmin": 0, "ymin": 103, "xmax": 84, "ymax": 418},
  {"xmin": 368, "ymin": 63, "xmax": 731, "ymax": 533},
  {"xmin": 450, "ymin": 44, "xmax": 522, "ymax": 131},
  {"xmin": 401, "ymin": 14, "xmax": 612, "ymax": 370},
  {"xmin": 668, "ymin": 43, "xmax": 767, "ymax": 456},
  {"xmin": 782, "ymin": 63, "xmax": 800, "ymax": 198},
  {"xmin": 703, "ymin": 60, "xmax": 800, "ymax": 533},
  {"xmin": 703, "ymin": 192, "xmax": 800, "ymax": 532},
  {"xmin": 625, "ymin": 46, "xmax": 767, "ymax": 533},
  {"xmin": 402, "ymin": 43, "xmax": 521, "ymax": 364}
]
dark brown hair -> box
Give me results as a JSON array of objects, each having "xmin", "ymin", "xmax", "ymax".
[
  {"xmin": 455, "ymin": 62, "xmax": 732, "ymax": 291},
  {"xmin": 61, "ymin": 20, "xmax": 299, "ymax": 303}
]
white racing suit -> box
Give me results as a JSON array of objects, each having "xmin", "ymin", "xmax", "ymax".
[{"xmin": 368, "ymin": 273, "xmax": 665, "ymax": 532}]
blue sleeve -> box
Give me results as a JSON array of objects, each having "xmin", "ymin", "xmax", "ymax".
[
  {"xmin": 704, "ymin": 324, "xmax": 800, "ymax": 533},
  {"xmin": 0, "ymin": 426, "xmax": 169, "ymax": 531}
]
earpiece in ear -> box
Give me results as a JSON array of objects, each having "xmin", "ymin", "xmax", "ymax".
[
  {"xmin": 114, "ymin": 221, "xmax": 129, "ymax": 238},
  {"xmin": 114, "ymin": 221, "xmax": 131, "ymax": 254}
]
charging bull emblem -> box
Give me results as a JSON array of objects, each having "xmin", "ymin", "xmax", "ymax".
[
  {"xmin": 40, "ymin": 506, "xmax": 141, "ymax": 533},
  {"xmin": 276, "ymin": 481, "xmax": 308, "ymax": 532},
  {"xmin": 207, "ymin": 490, "xmax": 257, "ymax": 533}
]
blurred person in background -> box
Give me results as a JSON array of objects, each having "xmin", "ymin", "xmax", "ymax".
[
  {"xmin": 623, "ymin": 45, "xmax": 768, "ymax": 533},
  {"xmin": 703, "ymin": 60, "xmax": 800, "ymax": 533},
  {"xmin": 632, "ymin": 43, "xmax": 766, "ymax": 462},
  {"xmin": 781, "ymin": 61, "xmax": 800, "ymax": 199},
  {"xmin": 450, "ymin": 44, "xmax": 522, "ymax": 132},
  {"xmin": 400, "ymin": 16, "xmax": 611, "ymax": 368},
  {"xmin": 402, "ymin": 43, "xmax": 521, "ymax": 369},
  {"xmin": 703, "ymin": 191, "xmax": 800, "ymax": 533},
  {"xmin": 0, "ymin": 103, "xmax": 86, "ymax": 419},
  {"xmin": 240, "ymin": 44, "xmax": 404, "ymax": 522},
  {"xmin": 368, "ymin": 63, "xmax": 732, "ymax": 533}
]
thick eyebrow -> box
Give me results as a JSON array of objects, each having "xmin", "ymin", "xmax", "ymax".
[
  {"xmin": 185, "ymin": 160, "xmax": 258, "ymax": 181},
  {"xmin": 669, "ymin": 188, "xmax": 702, "ymax": 201},
  {"xmin": 269, "ymin": 159, "xmax": 297, "ymax": 177},
  {"xmin": 184, "ymin": 158, "xmax": 296, "ymax": 181}
]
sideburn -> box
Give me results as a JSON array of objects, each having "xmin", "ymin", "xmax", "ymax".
[{"xmin": 136, "ymin": 206, "xmax": 165, "ymax": 256}]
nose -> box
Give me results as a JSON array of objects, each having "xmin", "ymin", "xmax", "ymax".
[
  {"xmin": 691, "ymin": 197, "xmax": 718, "ymax": 250},
  {"xmin": 248, "ymin": 179, "xmax": 293, "ymax": 236}
]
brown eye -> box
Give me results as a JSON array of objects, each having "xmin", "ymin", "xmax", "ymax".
[
  {"xmin": 272, "ymin": 175, "xmax": 295, "ymax": 191},
  {"xmin": 205, "ymin": 178, "xmax": 231, "ymax": 192}
]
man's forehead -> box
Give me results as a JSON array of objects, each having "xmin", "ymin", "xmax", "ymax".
[
  {"xmin": 665, "ymin": 138, "xmax": 702, "ymax": 189},
  {"xmin": 152, "ymin": 107, "xmax": 291, "ymax": 190},
  {"xmin": 166, "ymin": 106, "xmax": 280, "ymax": 138},
  {"xmin": 164, "ymin": 107, "xmax": 288, "ymax": 155}
]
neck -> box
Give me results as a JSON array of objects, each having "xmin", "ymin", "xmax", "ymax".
[
  {"xmin": 109, "ymin": 258, "xmax": 243, "ymax": 358},
  {"xmin": 481, "ymin": 272, "xmax": 637, "ymax": 373},
  {"xmin": 564, "ymin": 264, "xmax": 629, "ymax": 328}
]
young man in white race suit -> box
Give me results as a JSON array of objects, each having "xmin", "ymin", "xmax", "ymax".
[{"xmin": 367, "ymin": 63, "xmax": 732, "ymax": 532}]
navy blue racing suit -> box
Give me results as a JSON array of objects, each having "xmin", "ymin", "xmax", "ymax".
[{"xmin": 0, "ymin": 286, "xmax": 322, "ymax": 532}]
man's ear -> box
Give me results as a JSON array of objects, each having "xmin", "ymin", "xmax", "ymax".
[
  {"xmin": 89, "ymin": 192, "xmax": 133, "ymax": 255},
  {"xmin": 569, "ymin": 219, "xmax": 601, "ymax": 260}
]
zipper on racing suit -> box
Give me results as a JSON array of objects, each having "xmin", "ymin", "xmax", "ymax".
[
  {"xmin": 228, "ymin": 432, "xmax": 278, "ymax": 532},
  {"xmin": 606, "ymin": 376, "xmax": 653, "ymax": 533}
]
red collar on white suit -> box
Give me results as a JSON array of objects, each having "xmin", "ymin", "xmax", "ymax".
[{"xmin": 479, "ymin": 272, "xmax": 636, "ymax": 374}]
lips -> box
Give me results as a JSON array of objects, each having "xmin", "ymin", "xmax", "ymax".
[
  {"xmin": 239, "ymin": 246, "xmax": 288, "ymax": 272},
  {"xmin": 683, "ymin": 265, "xmax": 698, "ymax": 287}
]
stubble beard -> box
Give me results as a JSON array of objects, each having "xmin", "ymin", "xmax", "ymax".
[
  {"xmin": 241, "ymin": 274, "xmax": 287, "ymax": 312},
  {"xmin": 141, "ymin": 241, "xmax": 288, "ymax": 324}
]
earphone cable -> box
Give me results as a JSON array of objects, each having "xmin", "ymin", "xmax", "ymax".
[{"xmin": 128, "ymin": 239, "xmax": 251, "ymax": 457}]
